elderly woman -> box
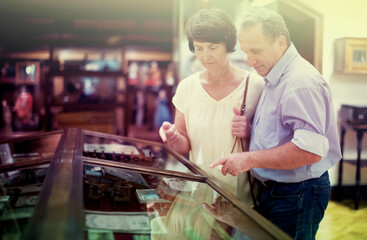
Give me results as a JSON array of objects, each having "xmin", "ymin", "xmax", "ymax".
[{"xmin": 159, "ymin": 8, "xmax": 263, "ymax": 197}]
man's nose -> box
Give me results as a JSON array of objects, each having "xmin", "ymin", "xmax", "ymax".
[{"xmin": 247, "ymin": 54, "xmax": 256, "ymax": 66}]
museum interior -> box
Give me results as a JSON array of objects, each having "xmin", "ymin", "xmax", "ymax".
[{"xmin": 0, "ymin": 0, "xmax": 367, "ymax": 239}]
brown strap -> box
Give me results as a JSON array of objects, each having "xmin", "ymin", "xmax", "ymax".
[
  {"xmin": 240, "ymin": 74, "xmax": 250, "ymax": 116},
  {"xmin": 230, "ymin": 74, "xmax": 250, "ymax": 153},
  {"xmin": 231, "ymin": 74, "xmax": 258, "ymax": 209}
]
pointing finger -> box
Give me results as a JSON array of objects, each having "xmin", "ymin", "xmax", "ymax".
[{"xmin": 210, "ymin": 157, "xmax": 226, "ymax": 168}]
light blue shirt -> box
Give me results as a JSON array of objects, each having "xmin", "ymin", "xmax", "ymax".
[{"xmin": 250, "ymin": 43, "xmax": 342, "ymax": 183}]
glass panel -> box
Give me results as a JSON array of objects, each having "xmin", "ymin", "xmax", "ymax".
[
  {"xmin": 353, "ymin": 49, "xmax": 366, "ymax": 63},
  {"xmin": 0, "ymin": 133, "xmax": 61, "ymax": 167},
  {"xmin": 0, "ymin": 164, "xmax": 50, "ymax": 239},
  {"xmin": 83, "ymin": 134, "xmax": 194, "ymax": 175},
  {"xmin": 83, "ymin": 165, "xmax": 275, "ymax": 240}
]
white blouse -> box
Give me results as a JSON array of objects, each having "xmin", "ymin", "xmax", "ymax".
[{"xmin": 173, "ymin": 71, "xmax": 264, "ymax": 196}]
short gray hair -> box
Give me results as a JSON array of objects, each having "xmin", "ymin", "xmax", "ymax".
[{"xmin": 241, "ymin": 8, "xmax": 290, "ymax": 46}]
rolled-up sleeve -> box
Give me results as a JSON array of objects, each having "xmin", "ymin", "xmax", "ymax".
[
  {"xmin": 282, "ymin": 84, "xmax": 331, "ymax": 157},
  {"xmin": 292, "ymin": 129, "xmax": 329, "ymax": 157}
]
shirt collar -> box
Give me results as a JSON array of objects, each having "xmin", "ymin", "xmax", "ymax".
[{"xmin": 265, "ymin": 42, "xmax": 298, "ymax": 86}]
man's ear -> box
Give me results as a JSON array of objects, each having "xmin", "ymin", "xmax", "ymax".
[{"xmin": 277, "ymin": 35, "xmax": 287, "ymax": 49}]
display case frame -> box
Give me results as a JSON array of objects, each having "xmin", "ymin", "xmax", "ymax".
[{"xmin": 0, "ymin": 128, "xmax": 291, "ymax": 240}]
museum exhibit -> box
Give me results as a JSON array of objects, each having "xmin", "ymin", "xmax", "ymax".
[{"xmin": 1, "ymin": 0, "xmax": 367, "ymax": 239}]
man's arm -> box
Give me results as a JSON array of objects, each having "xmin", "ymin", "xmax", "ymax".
[{"xmin": 210, "ymin": 142, "xmax": 321, "ymax": 176}]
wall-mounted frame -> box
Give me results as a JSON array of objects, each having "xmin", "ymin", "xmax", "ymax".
[
  {"xmin": 335, "ymin": 38, "xmax": 367, "ymax": 74},
  {"xmin": 15, "ymin": 61, "xmax": 40, "ymax": 84}
]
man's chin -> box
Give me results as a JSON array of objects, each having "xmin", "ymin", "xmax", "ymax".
[{"xmin": 254, "ymin": 68, "xmax": 268, "ymax": 77}]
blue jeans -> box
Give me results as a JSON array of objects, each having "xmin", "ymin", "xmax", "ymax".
[{"xmin": 256, "ymin": 171, "xmax": 330, "ymax": 240}]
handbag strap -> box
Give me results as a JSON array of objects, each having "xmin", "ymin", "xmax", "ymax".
[
  {"xmin": 240, "ymin": 74, "xmax": 250, "ymax": 116},
  {"xmin": 230, "ymin": 74, "xmax": 258, "ymax": 209},
  {"xmin": 231, "ymin": 74, "xmax": 249, "ymax": 153}
]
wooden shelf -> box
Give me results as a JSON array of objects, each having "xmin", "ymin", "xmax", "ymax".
[{"xmin": 47, "ymin": 70, "xmax": 125, "ymax": 77}]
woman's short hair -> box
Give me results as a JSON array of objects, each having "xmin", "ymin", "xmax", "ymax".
[
  {"xmin": 241, "ymin": 8, "xmax": 290, "ymax": 46},
  {"xmin": 186, "ymin": 9, "xmax": 237, "ymax": 53}
]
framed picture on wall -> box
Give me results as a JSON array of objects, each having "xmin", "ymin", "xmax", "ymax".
[
  {"xmin": 335, "ymin": 38, "xmax": 367, "ymax": 74},
  {"xmin": 15, "ymin": 61, "xmax": 40, "ymax": 84}
]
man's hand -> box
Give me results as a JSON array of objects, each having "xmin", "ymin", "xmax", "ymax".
[
  {"xmin": 232, "ymin": 107, "xmax": 251, "ymax": 138},
  {"xmin": 210, "ymin": 152, "xmax": 253, "ymax": 176}
]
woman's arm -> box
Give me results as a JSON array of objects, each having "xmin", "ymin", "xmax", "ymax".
[{"xmin": 159, "ymin": 109, "xmax": 191, "ymax": 155}]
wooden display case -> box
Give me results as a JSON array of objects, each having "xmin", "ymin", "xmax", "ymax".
[
  {"xmin": 0, "ymin": 128, "xmax": 291, "ymax": 240},
  {"xmin": 335, "ymin": 38, "xmax": 367, "ymax": 74}
]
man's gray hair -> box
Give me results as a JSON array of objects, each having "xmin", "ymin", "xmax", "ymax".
[{"xmin": 241, "ymin": 8, "xmax": 290, "ymax": 46}]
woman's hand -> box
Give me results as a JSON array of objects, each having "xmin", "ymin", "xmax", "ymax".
[
  {"xmin": 159, "ymin": 121, "xmax": 180, "ymax": 144},
  {"xmin": 232, "ymin": 107, "xmax": 251, "ymax": 138},
  {"xmin": 146, "ymin": 201, "xmax": 172, "ymax": 217}
]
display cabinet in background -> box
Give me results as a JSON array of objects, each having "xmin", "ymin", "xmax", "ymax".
[
  {"xmin": 0, "ymin": 60, "xmax": 44, "ymax": 134},
  {"xmin": 45, "ymin": 71, "xmax": 127, "ymax": 135},
  {"xmin": 335, "ymin": 38, "xmax": 367, "ymax": 74},
  {"xmin": 0, "ymin": 128, "xmax": 291, "ymax": 240}
]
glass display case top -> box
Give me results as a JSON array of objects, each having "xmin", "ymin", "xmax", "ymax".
[
  {"xmin": 0, "ymin": 131, "xmax": 62, "ymax": 168},
  {"xmin": 82, "ymin": 132, "xmax": 197, "ymax": 176},
  {"xmin": 82, "ymin": 165, "xmax": 277, "ymax": 240},
  {"xmin": 0, "ymin": 132, "xmax": 62, "ymax": 239},
  {"xmin": 0, "ymin": 128, "xmax": 291, "ymax": 240},
  {"xmin": 0, "ymin": 164, "xmax": 50, "ymax": 239}
]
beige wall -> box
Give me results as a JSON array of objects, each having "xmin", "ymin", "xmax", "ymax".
[{"xmin": 299, "ymin": 0, "xmax": 367, "ymax": 186}]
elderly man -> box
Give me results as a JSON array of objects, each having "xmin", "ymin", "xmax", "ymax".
[{"xmin": 211, "ymin": 8, "xmax": 341, "ymax": 240}]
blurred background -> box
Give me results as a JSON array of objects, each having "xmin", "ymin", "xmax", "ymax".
[{"xmin": 0, "ymin": 0, "xmax": 367, "ymax": 191}]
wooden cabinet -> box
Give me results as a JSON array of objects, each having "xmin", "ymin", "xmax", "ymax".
[{"xmin": 335, "ymin": 38, "xmax": 367, "ymax": 74}]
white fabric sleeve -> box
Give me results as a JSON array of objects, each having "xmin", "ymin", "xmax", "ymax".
[
  {"xmin": 172, "ymin": 81, "xmax": 186, "ymax": 113},
  {"xmin": 291, "ymin": 129, "xmax": 329, "ymax": 157}
]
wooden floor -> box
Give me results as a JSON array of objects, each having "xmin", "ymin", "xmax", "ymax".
[{"xmin": 316, "ymin": 199, "xmax": 367, "ymax": 240}]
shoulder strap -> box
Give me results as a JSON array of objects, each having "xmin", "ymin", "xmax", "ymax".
[
  {"xmin": 231, "ymin": 74, "xmax": 250, "ymax": 153},
  {"xmin": 231, "ymin": 74, "xmax": 258, "ymax": 209},
  {"xmin": 240, "ymin": 74, "xmax": 250, "ymax": 116}
]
